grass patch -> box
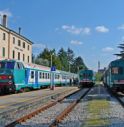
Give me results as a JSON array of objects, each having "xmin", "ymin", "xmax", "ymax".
[{"xmin": 83, "ymin": 100, "xmax": 110, "ymax": 126}]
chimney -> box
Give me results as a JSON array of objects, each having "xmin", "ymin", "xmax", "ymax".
[
  {"xmin": 19, "ymin": 27, "xmax": 21, "ymax": 34},
  {"xmin": 2, "ymin": 14, "xmax": 7, "ymax": 27}
]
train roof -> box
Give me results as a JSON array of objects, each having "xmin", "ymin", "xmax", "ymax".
[
  {"xmin": 0, "ymin": 59, "xmax": 16, "ymax": 62},
  {"xmin": 0, "ymin": 59, "xmax": 77, "ymax": 75},
  {"xmin": 109, "ymin": 58, "xmax": 124, "ymax": 66}
]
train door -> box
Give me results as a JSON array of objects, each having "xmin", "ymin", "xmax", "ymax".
[
  {"xmin": 14, "ymin": 62, "xmax": 25, "ymax": 90},
  {"xmin": 35, "ymin": 70, "xmax": 39, "ymax": 88},
  {"xmin": 25, "ymin": 68, "xmax": 30, "ymax": 85}
]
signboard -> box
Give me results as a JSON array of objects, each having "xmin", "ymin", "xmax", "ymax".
[{"xmin": 51, "ymin": 66, "xmax": 56, "ymax": 71}]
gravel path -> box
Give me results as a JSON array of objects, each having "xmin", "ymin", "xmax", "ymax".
[
  {"xmin": 16, "ymin": 88, "xmax": 89, "ymax": 127},
  {"xmin": 58, "ymin": 86, "xmax": 124, "ymax": 127}
]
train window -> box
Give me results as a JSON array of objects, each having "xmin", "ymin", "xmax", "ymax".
[
  {"xmin": 55, "ymin": 74, "xmax": 57, "ymax": 79},
  {"xmin": 14, "ymin": 62, "xmax": 21, "ymax": 69},
  {"xmin": 48, "ymin": 73, "xmax": 50, "ymax": 79},
  {"xmin": 31, "ymin": 71, "xmax": 34, "ymax": 79},
  {"xmin": 0, "ymin": 62, "xmax": 15, "ymax": 69},
  {"xmin": 111, "ymin": 67, "xmax": 123, "ymax": 74},
  {"xmin": 19, "ymin": 62, "xmax": 24, "ymax": 69},
  {"xmin": 111, "ymin": 67, "xmax": 118, "ymax": 74},
  {"xmin": 43, "ymin": 73, "xmax": 44, "ymax": 79},
  {"xmin": 83, "ymin": 74, "xmax": 86, "ymax": 77},
  {"xmin": 39, "ymin": 72, "xmax": 42, "ymax": 79},
  {"xmin": 0, "ymin": 62, "xmax": 5, "ymax": 68},
  {"xmin": 88, "ymin": 74, "xmax": 91, "ymax": 77},
  {"xmin": 7, "ymin": 62, "xmax": 15, "ymax": 69},
  {"xmin": 45, "ymin": 73, "xmax": 47, "ymax": 79},
  {"xmin": 119, "ymin": 67, "xmax": 123, "ymax": 74},
  {"xmin": 17, "ymin": 63, "xmax": 20, "ymax": 69}
]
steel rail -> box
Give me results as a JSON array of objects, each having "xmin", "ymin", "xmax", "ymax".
[
  {"xmin": 5, "ymin": 89, "xmax": 80, "ymax": 127},
  {"xmin": 106, "ymin": 86, "xmax": 124, "ymax": 108},
  {"xmin": 49, "ymin": 88, "xmax": 91, "ymax": 127}
]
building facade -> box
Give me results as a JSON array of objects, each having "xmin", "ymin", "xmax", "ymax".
[{"xmin": 0, "ymin": 15, "xmax": 33, "ymax": 63}]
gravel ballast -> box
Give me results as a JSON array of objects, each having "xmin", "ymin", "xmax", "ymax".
[{"xmin": 16, "ymin": 89, "xmax": 89, "ymax": 127}]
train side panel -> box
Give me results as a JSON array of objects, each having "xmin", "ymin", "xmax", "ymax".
[{"xmin": 103, "ymin": 59, "xmax": 124, "ymax": 92}]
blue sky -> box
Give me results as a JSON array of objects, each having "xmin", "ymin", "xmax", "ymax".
[{"xmin": 1, "ymin": 0, "xmax": 124, "ymax": 71}]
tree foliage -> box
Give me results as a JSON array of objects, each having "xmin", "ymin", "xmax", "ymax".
[
  {"xmin": 114, "ymin": 43, "xmax": 124, "ymax": 58},
  {"xmin": 32, "ymin": 47, "xmax": 87, "ymax": 73},
  {"xmin": 95, "ymin": 72, "xmax": 103, "ymax": 81},
  {"xmin": 58, "ymin": 48, "xmax": 68, "ymax": 71},
  {"xmin": 71, "ymin": 56, "xmax": 87, "ymax": 73}
]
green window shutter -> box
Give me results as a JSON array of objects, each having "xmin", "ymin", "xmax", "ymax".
[{"xmin": 2, "ymin": 47, "xmax": 5, "ymax": 57}]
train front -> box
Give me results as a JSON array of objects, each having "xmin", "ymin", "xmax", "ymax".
[
  {"xmin": 0, "ymin": 60, "xmax": 15, "ymax": 94},
  {"xmin": 79, "ymin": 70, "xmax": 94, "ymax": 87}
]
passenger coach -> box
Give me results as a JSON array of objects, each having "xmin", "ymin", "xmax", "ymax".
[
  {"xmin": 103, "ymin": 58, "xmax": 124, "ymax": 92},
  {"xmin": 0, "ymin": 59, "xmax": 77, "ymax": 93}
]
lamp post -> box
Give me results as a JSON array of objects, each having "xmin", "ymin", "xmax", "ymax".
[
  {"xmin": 50, "ymin": 53, "xmax": 54, "ymax": 90},
  {"xmin": 51, "ymin": 54, "xmax": 53, "ymax": 68},
  {"xmin": 69, "ymin": 62, "xmax": 70, "ymax": 72},
  {"xmin": 77, "ymin": 66, "xmax": 79, "ymax": 72}
]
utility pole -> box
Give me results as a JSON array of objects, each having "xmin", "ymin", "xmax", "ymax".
[
  {"xmin": 98, "ymin": 61, "xmax": 100, "ymax": 72},
  {"xmin": 50, "ymin": 53, "xmax": 53, "ymax": 90},
  {"xmin": 51, "ymin": 54, "xmax": 53, "ymax": 68}
]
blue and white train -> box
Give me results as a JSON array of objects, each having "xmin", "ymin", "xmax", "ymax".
[{"xmin": 0, "ymin": 59, "xmax": 77, "ymax": 93}]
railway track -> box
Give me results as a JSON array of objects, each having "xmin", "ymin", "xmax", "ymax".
[
  {"xmin": 105, "ymin": 86, "xmax": 124, "ymax": 108},
  {"xmin": 49, "ymin": 88, "xmax": 91, "ymax": 127},
  {"xmin": 110, "ymin": 90, "xmax": 124, "ymax": 108},
  {"xmin": 5, "ymin": 88, "xmax": 91, "ymax": 127}
]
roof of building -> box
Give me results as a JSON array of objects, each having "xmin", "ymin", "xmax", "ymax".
[{"xmin": 0, "ymin": 24, "xmax": 33, "ymax": 44}]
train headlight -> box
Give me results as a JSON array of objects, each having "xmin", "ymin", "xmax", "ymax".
[{"xmin": 8, "ymin": 75, "xmax": 12, "ymax": 79}]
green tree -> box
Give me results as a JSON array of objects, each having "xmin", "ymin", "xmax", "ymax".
[
  {"xmin": 67, "ymin": 48, "xmax": 75, "ymax": 72},
  {"xmin": 95, "ymin": 72, "xmax": 103, "ymax": 81},
  {"xmin": 35, "ymin": 58, "xmax": 49, "ymax": 66},
  {"xmin": 72, "ymin": 56, "xmax": 87, "ymax": 73},
  {"xmin": 58, "ymin": 48, "xmax": 68, "ymax": 71},
  {"xmin": 34, "ymin": 47, "xmax": 88, "ymax": 73},
  {"xmin": 37, "ymin": 48, "xmax": 51, "ymax": 60},
  {"xmin": 114, "ymin": 43, "xmax": 124, "ymax": 58}
]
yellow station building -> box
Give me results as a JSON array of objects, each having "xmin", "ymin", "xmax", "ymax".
[{"xmin": 0, "ymin": 15, "xmax": 33, "ymax": 63}]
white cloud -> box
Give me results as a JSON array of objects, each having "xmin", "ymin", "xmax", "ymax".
[
  {"xmin": 33, "ymin": 43, "xmax": 46, "ymax": 49},
  {"xmin": 118, "ymin": 24, "xmax": 124, "ymax": 30},
  {"xmin": 0, "ymin": 9, "xmax": 12, "ymax": 17},
  {"xmin": 70, "ymin": 40, "xmax": 83, "ymax": 45},
  {"xmin": 62, "ymin": 25, "xmax": 91, "ymax": 35},
  {"xmin": 121, "ymin": 36, "xmax": 124, "ymax": 41},
  {"xmin": 95, "ymin": 26, "xmax": 109, "ymax": 33},
  {"xmin": 102, "ymin": 47, "xmax": 114, "ymax": 52},
  {"xmin": 83, "ymin": 27, "xmax": 91, "ymax": 34}
]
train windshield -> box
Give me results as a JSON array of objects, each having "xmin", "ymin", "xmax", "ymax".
[
  {"xmin": 111, "ymin": 67, "xmax": 123, "ymax": 74},
  {"xmin": 0, "ymin": 61, "xmax": 15, "ymax": 69}
]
